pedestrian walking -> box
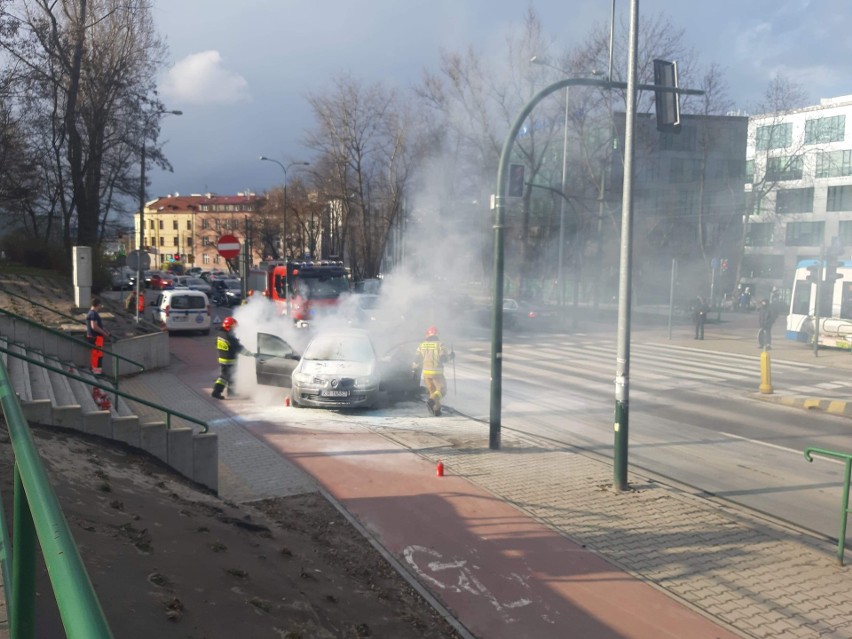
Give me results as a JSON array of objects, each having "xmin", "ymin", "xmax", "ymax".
[
  {"xmin": 413, "ymin": 325, "xmax": 454, "ymax": 417},
  {"xmin": 86, "ymin": 297, "xmax": 110, "ymax": 375},
  {"xmin": 211, "ymin": 316, "xmax": 253, "ymax": 399},
  {"xmin": 758, "ymin": 298, "xmax": 777, "ymax": 349},
  {"xmin": 692, "ymin": 296, "xmax": 707, "ymax": 340}
]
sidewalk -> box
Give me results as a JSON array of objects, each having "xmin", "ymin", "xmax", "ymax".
[{"xmin": 120, "ymin": 326, "xmax": 852, "ymax": 639}]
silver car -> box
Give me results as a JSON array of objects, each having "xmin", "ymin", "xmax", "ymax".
[{"xmin": 255, "ymin": 328, "xmax": 420, "ymax": 409}]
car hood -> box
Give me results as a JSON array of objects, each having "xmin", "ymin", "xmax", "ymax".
[{"xmin": 297, "ymin": 359, "xmax": 374, "ymax": 377}]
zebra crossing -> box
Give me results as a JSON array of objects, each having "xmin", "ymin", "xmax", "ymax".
[{"xmin": 462, "ymin": 335, "xmax": 832, "ymax": 398}]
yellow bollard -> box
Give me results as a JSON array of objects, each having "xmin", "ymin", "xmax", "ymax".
[{"xmin": 759, "ymin": 349, "xmax": 773, "ymax": 394}]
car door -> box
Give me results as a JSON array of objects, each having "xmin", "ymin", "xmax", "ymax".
[
  {"xmin": 255, "ymin": 332, "xmax": 301, "ymax": 387},
  {"xmin": 378, "ymin": 340, "xmax": 422, "ymax": 398}
]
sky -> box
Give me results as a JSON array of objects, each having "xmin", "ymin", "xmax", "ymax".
[{"xmin": 148, "ymin": 0, "xmax": 852, "ymax": 202}]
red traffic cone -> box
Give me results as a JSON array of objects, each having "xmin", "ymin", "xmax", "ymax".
[{"xmin": 436, "ymin": 460, "xmax": 444, "ymax": 477}]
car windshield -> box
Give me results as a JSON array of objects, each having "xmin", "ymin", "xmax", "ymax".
[
  {"xmin": 296, "ymin": 275, "xmax": 349, "ymax": 300},
  {"xmin": 225, "ymin": 281, "xmax": 241, "ymax": 291},
  {"xmin": 186, "ymin": 278, "xmax": 205, "ymax": 286},
  {"xmin": 304, "ymin": 334, "xmax": 374, "ymax": 362}
]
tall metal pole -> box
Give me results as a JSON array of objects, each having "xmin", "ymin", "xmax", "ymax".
[
  {"xmin": 135, "ymin": 141, "xmax": 146, "ymax": 324},
  {"xmin": 557, "ymin": 90, "xmax": 569, "ymax": 306},
  {"xmin": 613, "ymin": 0, "xmax": 639, "ymax": 492},
  {"xmin": 259, "ymin": 157, "xmax": 309, "ymax": 318},
  {"xmin": 490, "ymin": 77, "xmax": 611, "ymax": 450}
]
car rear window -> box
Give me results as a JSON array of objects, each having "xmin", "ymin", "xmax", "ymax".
[{"xmin": 171, "ymin": 295, "xmax": 206, "ymax": 310}]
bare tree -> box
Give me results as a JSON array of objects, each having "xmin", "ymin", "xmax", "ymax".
[
  {"xmin": 0, "ymin": 0, "xmax": 167, "ymax": 258},
  {"xmin": 304, "ymin": 74, "xmax": 413, "ymax": 280}
]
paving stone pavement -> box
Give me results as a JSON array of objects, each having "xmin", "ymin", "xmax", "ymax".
[{"xmin": 365, "ymin": 417, "xmax": 852, "ymax": 639}]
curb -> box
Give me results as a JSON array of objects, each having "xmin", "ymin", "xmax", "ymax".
[{"xmin": 752, "ymin": 392, "xmax": 852, "ymax": 419}]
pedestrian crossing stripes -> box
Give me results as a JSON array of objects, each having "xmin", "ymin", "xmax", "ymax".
[{"xmin": 464, "ymin": 337, "xmax": 828, "ymax": 396}]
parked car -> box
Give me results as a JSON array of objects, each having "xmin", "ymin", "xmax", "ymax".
[
  {"xmin": 110, "ymin": 269, "xmax": 133, "ymax": 291},
  {"xmin": 173, "ymin": 275, "xmax": 212, "ymax": 295},
  {"xmin": 503, "ymin": 298, "xmax": 560, "ymax": 331},
  {"xmin": 255, "ymin": 328, "xmax": 421, "ymax": 409},
  {"xmin": 210, "ymin": 279, "xmax": 243, "ymax": 306},
  {"xmin": 149, "ymin": 289, "xmax": 211, "ymax": 335},
  {"xmin": 147, "ymin": 271, "xmax": 174, "ymax": 290}
]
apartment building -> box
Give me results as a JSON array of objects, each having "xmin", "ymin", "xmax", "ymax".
[
  {"xmin": 743, "ymin": 95, "xmax": 852, "ymax": 295},
  {"xmin": 134, "ymin": 193, "xmax": 265, "ymax": 269}
]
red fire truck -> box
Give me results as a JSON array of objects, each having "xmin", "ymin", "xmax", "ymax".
[{"xmin": 247, "ymin": 260, "xmax": 350, "ymax": 324}]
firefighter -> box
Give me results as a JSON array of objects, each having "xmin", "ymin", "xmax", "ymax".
[
  {"xmin": 413, "ymin": 325, "xmax": 454, "ymax": 416},
  {"xmin": 211, "ymin": 316, "xmax": 253, "ymax": 399}
]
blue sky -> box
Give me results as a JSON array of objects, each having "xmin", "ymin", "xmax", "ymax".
[{"xmin": 148, "ymin": 0, "xmax": 851, "ymax": 200}]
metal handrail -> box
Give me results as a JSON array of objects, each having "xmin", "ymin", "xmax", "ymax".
[
  {"xmin": 0, "ymin": 344, "xmax": 208, "ymax": 434},
  {"xmin": 0, "ymin": 285, "xmax": 83, "ymax": 325},
  {"xmin": 0, "ymin": 307, "xmax": 144, "ymax": 384},
  {"xmin": 804, "ymin": 446, "xmax": 852, "ymax": 565},
  {"xmin": 0, "ymin": 358, "xmax": 113, "ymax": 637}
]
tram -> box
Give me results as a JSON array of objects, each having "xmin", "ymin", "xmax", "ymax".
[{"xmin": 787, "ymin": 259, "xmax": 852, "ymax": 348}]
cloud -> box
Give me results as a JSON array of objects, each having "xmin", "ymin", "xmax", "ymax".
[{"xmin": 160, "ymin": 50, "xmax": 251, "ymax": 105}]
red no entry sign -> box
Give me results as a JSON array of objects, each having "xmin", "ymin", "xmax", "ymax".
[{"xmin": 217, "ymin": 234, "xmax": 240, "ymax": 259}]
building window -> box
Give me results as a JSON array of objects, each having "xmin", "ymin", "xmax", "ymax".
[
  {"xmin": 839, "ymin": 221, "xmax": 852, "ymax": 246},
  {"xmin": 804, "ymin": 115, "xmax": 845, "ymax": 144},
  {"xmin": 202, "ymin": 219, "xmax": 209, "ymax": 229},
  {"xmin": 746, "ymin": 223, "xmax": 774, "ymax": 246},
  {"xmin": 765, "ymin": 155, "xmax": 803, "ymax": 181},
  {"xmin": 815, "ymin": 150, "xmax": 852, "ymax": 178},
  {"xmin": 827, "ymin": 185, "xmax": 852, "ymax": 212},
  {"xmin": 186, "ymin": 236, "xmax": 192, "ymax": 247},
  {"xmin": 756, "ymin": 122, "xmax": 792, "ymax": 150},
  {"xmin": 775, "ymin": 188, "xmax": 814, "ymax": 214},
  {"xmin": 214, "ymin": 255, "xmax": 221, "ymax": 264},
  {"xmin": 785, "ymin": 221, "xmax": 825, "ymax": 246},
  {"xmin": 186, "ymin": 220, "xmax": 192, "ymax": 230},
  {"xmin": 215, "ymin": 219, "xmax": 221, "ymax": 231},
  {"xmin": 173, "ymin": 236, "xmax": 179, "ymax": 247},
  {"xmin": 203, "ymin": 254, "xmax": 210, "ymax": 264},
  {"xmin": 159, "ymin": 236, "xmax": 165, "ymax": 247},
  {"xmin": 149, "ymin": 220, "xmax": 155, "ymax": 229},
  {"xmin": 745, "ymin": 159, "xmax": 755, "ymax": 184},
  {"xmin": 172, "ymin": 220, "xmax": 178, "ymax": 230},
  {"xmin": 158, "ymin": 220, "xmax": 164, "ymax": 230},
  {"xmin": 660, "ymin": 127, "xmax": 696, "ymax": 152}
]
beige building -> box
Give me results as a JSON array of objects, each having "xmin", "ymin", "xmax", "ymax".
[{"xmin": 134, "ymin": 193, "xmax": 265, "ymax": 269}]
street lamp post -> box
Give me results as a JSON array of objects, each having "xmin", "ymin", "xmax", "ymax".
[
  {"xmin": 136, "ymin": 106, "xmax": 182, "ymax": 323},
  {"xmin": 531, "ymin": 56, "xmax": 570, "ymax": 306},
  {"xmin": 259, "ymin": 157, "xmax": 310, "ymax": 318}
]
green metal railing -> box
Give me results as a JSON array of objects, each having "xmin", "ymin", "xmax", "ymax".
[
  {"xmin": 0, "ymin": 344, "xmax": 207, "ymax": 434},
  {"xmin": 0, "ymin": 307, "xmax": 145, "ymax": 387},
  {"xmin": 804, "ymin": 446, "xmax": 852, "ymax": 565},
  {"xmin": 0, "ymin": 359, "xmax": 113, "ymax": 638}
]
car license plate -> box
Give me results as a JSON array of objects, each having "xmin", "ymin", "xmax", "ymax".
[
  {"xmin": 320, "ymin": 390, "xmax": 349, "ymax": 397},
  {"xmin": 173, "ymin": 316, "xmax": 186, "ymax": 322}
]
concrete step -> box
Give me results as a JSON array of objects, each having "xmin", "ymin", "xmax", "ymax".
[{"xmin": 0, "ymin": 336, "xmax": 217, "ymax": 493}]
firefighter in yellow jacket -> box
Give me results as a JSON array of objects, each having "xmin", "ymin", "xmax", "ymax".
[
  {"xmin": 414, "ymin": 326, "xmax": 454, "ymax": 416},
  {"xmin": 212, "ymin": 317, "xmax": 253, "ymax": 399}
]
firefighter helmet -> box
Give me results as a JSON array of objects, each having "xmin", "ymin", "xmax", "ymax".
[
  {"xmin": 222, "ymin": 316, "xmax": 237, "ymax": 331},
  {"xmin": 425, "ymin": 325, "xmax": 438, "ymax": 338}
]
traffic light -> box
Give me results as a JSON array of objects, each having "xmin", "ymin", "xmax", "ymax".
[
  {"xmin": 824, "ymin": 259, "xmax": 844, "ymax": 283},
  {"xmin": 805, "ymin": 264, "xmax": 820, "ymax": 284},
  {"xmin": 653, "ymin": 59, "xmax": 681, "ymax": 133},
  {"xmin": 508, "ymin": 164, "xmax": 525, "ymax": 197}
]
